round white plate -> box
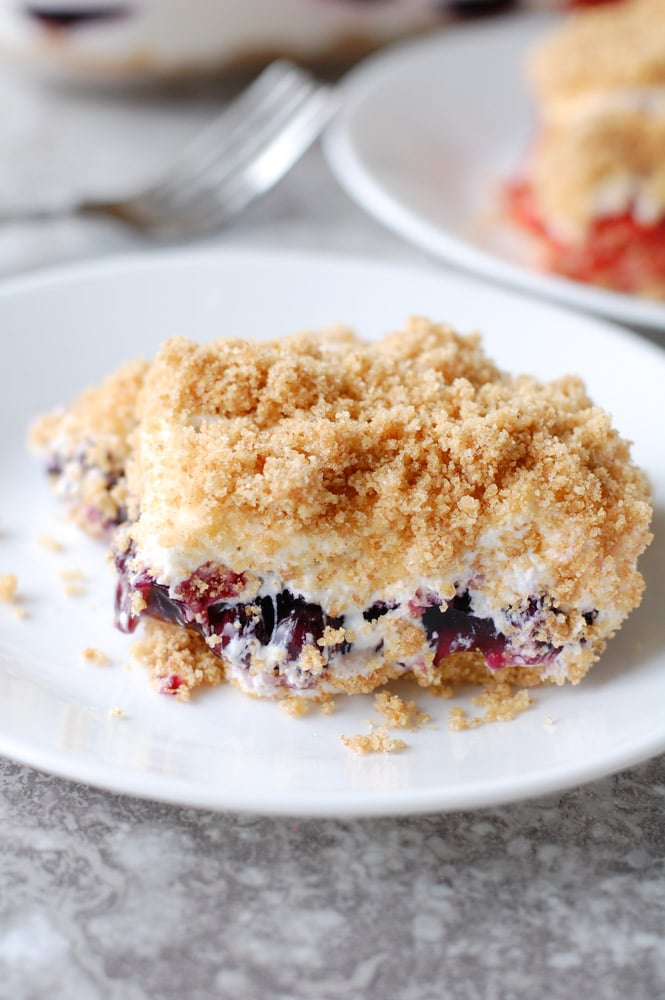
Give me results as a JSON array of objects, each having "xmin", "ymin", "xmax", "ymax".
[
  {"xmin": 324, "ymin": 13, "xmax": 665, "ymax": 331},
  {"xmin": 0, "ymin": 248, "xmax": 662, "ymax": 816}
]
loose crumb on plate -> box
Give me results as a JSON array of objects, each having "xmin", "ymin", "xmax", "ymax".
[
  {"xmin": 448, "ymin": 684, "xmax": 533, "ymax": 731},
  {"xmin": 0, "ymin": 572, "xmax": 18, "ymax": 603},
  {"xmin": 37, "ymin": 534, "xmax": 65, "ymax": 552},
  {"xmin": 373, "ymin": 691, "xmax": 433, "ymax": 731},
  {"xmin": 108, "ymin": 706, "xmax": 126, "ymax": 718},
  {"xmin": 81, "ymin": 646, "xmax": 110, "ymax": 667},
  {"xmin": 59, "ymin": 567, "xmax": 85, "ymax": 580},
  {"xmin": 59, "ymin": 568, "xmax": 87, "ymax": 598},
  {"xmin": 341, "ymin": 727, "xmax": 408, "ymax": 754},
  {"xmin": 280, "ymin": 695, "xmax": 310, "ymax": 718}
]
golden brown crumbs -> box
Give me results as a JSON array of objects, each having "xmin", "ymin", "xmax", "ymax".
[
  {"xmin": 318, "ymin": 625, "xmax": 352, "ymax": 647},
  {"xmin": 0, "ymin": 573, "xmax": 18, "ymax": 603},
  {"xmin": 28, "ymin": 358, "xmax": 149, "ymax": 538},
  {"xmin": 383, "ymin": 622, "xmax": 428, "ymax": 664},
  {"xmin": 448, "ymin": 684, "xmax": 533, "ymax": 731},
  {"xmin": 280, "ymin": 696, "xmax": 310, "ymax": 718},
  {"xmin": 81, "ymin": 646, "xmax": 109, "ymax": 667},
  {"xmin": 415, "ymin": 652, "xmax": 549, "ymax": 691},
  {"xmin": 428, "ymin": 683, "xmax": 455, "ymax": 700},
  {"xmin": 520, "ymin": 0, "xmax": 665, "ymax": 243},
  {"xmin": 298, "ymin": 645, "xmax": 325, "ymax": 675},
  {"xmin": 528, "ymin": 109, "xmax": 665, "ymax": 240},
  {"xmin": 32, "ymin": 317, "xmax": 653, "ymax": 701},
  {"xmin": 59, "ymin": 568, "xmax": 85, "ymax": 581},
  {"xmin": 29, "ymin": 357, "xmax": 148, "ymax": 457},
  {"xmin": 320, "ymin": 699, "xmax": 336, "ymax": 715},
  {"xmin": 373, "ymin": 691, "xmax": 433, "ymax": 731},
  {"xmin": 58, "ymin": 568, "xmax": 86, "ymax": 598},
  {"xmin": 529, "ymin": 0, "xmax": 665, "ymax": 105},
  {"xmin": 130, "ymin": 591, "xmax": 147, "ymax": 616},
  {"xmin": 131, "ymin": 619, "xmax": 226, "ymax": 701},
  {"xmin": 108, "ymin": 707, "xmax": 126, "ymax": 718},
  {"xmin": 341, "ymin": 727, "xmax": 408, "ymax": 754},
  {"xmin": 37, "ymin": 534, "xmax": 65, "ymax": 552},
  {"xmin": 448, "ymin": 707, "xmax": 469, "ymax": 732},
  {"xmin": 320, "ymin": 660, "xmax": 406, "ymax": 697},
  {"xmin": 543, "ymin": 714, "xmax": 557, "ymax": 728},
  {"xmin": 125, "ymin": 317, "xmax": 651, "ymax": 654}
]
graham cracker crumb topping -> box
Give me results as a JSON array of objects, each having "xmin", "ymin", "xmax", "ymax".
[
  {"xmin": 127, "ymin": 317, "xmax": 651, "ymax": 623},
  {"xmin": 529, "ymin": 0, "xmax": 665, "ymax": 106},
  {"xmin": 523, "ymin": 0, "xmax": 665, "ymax": 239},
  {"xmin": 30, "ymin": 316, "xmax": 653, "ymax": 705}
]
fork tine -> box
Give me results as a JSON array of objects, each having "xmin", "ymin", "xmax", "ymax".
[
  {"xmin": 147, "ymin": 82, "xmax": 323, "ymax": 220},
  {"xmin": 157, "ymin": 60, "xmax": 306, "ymax": 170},
  {"xmin": 147, "ymin": 87, "xmax": 335, "ymax": 237},
  {"xmin": 142, "ymin": 62, "xmax": 319, "ymax": 206},
  {"xmin": 4, "ymin": 58, "xmax": 333, "ymax": 231}
]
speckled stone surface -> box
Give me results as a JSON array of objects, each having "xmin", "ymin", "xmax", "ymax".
[
  {"xmin": 2, "ymin": 756, "xmax": 665, "ymax": 1000},
  {"xmin": 0, "ymin": 63, "xmax": 664, "ymax": 1000}
]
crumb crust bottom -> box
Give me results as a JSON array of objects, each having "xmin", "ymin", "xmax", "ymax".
[{"xmin": 131, "ymin": 619, "xmax": 559, "ymax": 705}]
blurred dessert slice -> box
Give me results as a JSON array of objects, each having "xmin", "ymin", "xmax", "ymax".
[{"xmin": 507, "ymin": 0, "xmax": 665, "ymax": 297}]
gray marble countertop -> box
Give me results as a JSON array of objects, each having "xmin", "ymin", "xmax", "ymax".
[{"xmin": 1, "ymin": 65, "xmax": 664, "ymax": 1000}]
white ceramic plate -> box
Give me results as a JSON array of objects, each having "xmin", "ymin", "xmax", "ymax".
[
  {"xmin": 0, "ymin": 248, "xmax": 662, "ymax": 816},
  {"xmin": 324, "ymin": 13, "xmax": 665, "ymax": 331}
]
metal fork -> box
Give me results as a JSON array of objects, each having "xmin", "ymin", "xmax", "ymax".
[{"xmin": 11, "ymin": 60, "xmax": 336, "ymax": 239}]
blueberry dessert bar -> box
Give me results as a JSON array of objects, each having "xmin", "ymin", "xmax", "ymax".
[
  {"xmin": 110, "ymin": 318, "xmax": 651, "ymax": 700},
  {"xmin": 29, "ymin": 358, "xmax": 148, "ymax": 536},
  {"xmin": 507, "ymin": 0, "xmax": 665, "ymax": 296}
]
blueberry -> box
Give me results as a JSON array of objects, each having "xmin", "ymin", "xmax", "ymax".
[
  {"xmin": 363, "ymin": 601, "xmax": 396, "ymax": 622},
  {"xmin": 273, "ymin": 594, "xmax": 326, "ymax": 662}
]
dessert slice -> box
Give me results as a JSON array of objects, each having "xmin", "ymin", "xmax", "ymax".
[
  {"xmin": 507, "ymin": 0, "xmax": 665, "ymax": 297},
  {"xmin": 113, "ymin": 318, "xmax": 652, "ymax": 700},
  {"xmin": 29, "ymin": 357, "xmax": 148, "ymax": 536}
]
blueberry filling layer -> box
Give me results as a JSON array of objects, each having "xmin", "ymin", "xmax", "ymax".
[
  {"xmin": 116, "ymin": 557, "xmax": 573, "ymax": 688},
  {"xmin": 422, "ymin": 594, "xmax": 558, "ymax": 669},
  {"xmin": 116, "ymin": 557, "xmax": 348, "ymax": 679}
]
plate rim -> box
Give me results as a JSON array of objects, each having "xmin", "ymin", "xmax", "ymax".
[
  {"xmin": 4, "ymin": 721, "xmax": 665, "ymax": 817},
  {"xmin": 0, "ymin": 244, "xmax": 663, "ymax": 817}
]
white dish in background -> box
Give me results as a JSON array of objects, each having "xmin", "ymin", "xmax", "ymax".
[
  {"xmin": 324, "ymin": 13, "xmax": 665, "ymax": 331},
  {"xmin": 0, "ymin": 0, "xmax": 447, "ymax": 82},
  {"xmin": 0, "ymin": 248, "xmax": 662, "ymax": 817}
]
